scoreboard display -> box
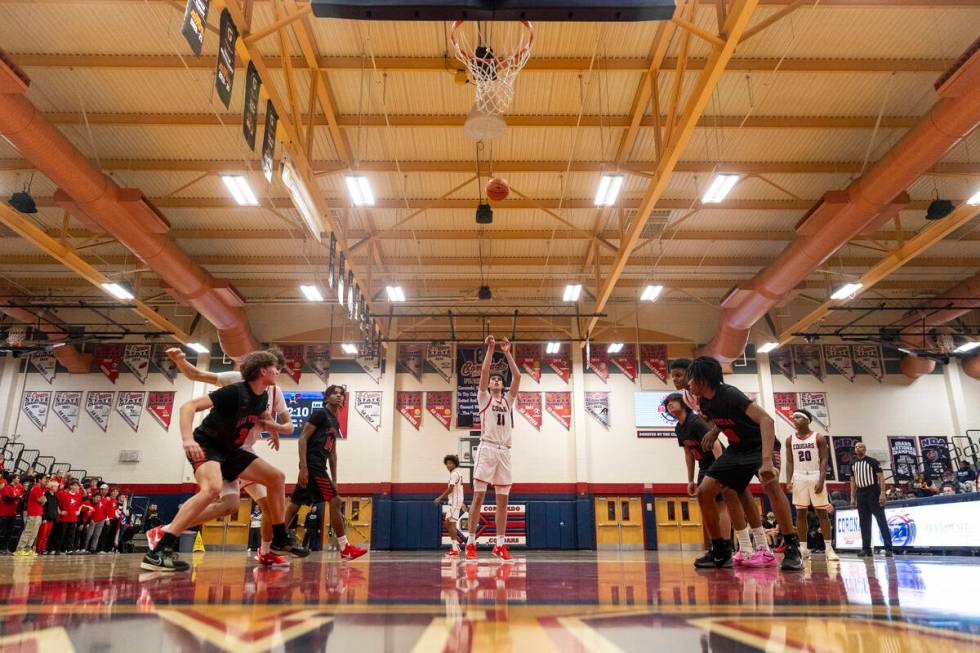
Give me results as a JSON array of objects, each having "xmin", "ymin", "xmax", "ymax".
[{"xmin": 278, "ymin": 391, "xmax": 350, "ymax": 439}]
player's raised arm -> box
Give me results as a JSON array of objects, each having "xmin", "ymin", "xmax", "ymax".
[
  {"xmin": 499, "ymin": 338, "xmax": 522, "ymax": 398},
  {"xmin": 166, "ymin": 347, "xmax": 220, "ymax": 385},
  {"xmin": 479, "ymin": 335, "xmax": 495, "ymax": 394}
]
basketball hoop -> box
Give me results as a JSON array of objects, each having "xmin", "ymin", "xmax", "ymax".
[{"xmin": 451, "ymin": 20, "xmax": 534, "ymax": 117}]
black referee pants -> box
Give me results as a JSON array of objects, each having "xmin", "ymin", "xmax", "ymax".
[{"xmin": 857, "ymin": 487, "xmax": 892, "ymax": 552}]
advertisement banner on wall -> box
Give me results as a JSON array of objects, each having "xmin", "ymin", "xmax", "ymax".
[
  {"xmin": 425, "ymin": 344, "xmax": 454, "ymax": 382},
  {"xmin": 609, "ymin": 344, "xmax": 637, "ymax": 383},
  {"xmin": 116, "ymin": 391, "xmax": 145, "ymax": 432},
  {"xmin": 95, "ymin": 345, "xmax": 122, "ymax": 383},
  {"xmin": 852, "ymin": 344, "xmax": 885, "ymax": 382},
  {"xmin": 147, "ymin": 391, "xmax": 176, "ymax": 431},
  {"xmin": 21, "ymin": 390, "xmax": 51, "ymax": 432},
  {"xmin": 832, "ymin": 436, "xmax": 863, "ymax": 482},
  {"xmin": 823, "ymin": 344, "xmax": 855, "ymax": 382},
  {"xmin": 397, "ymin": 344, "xmax": 424, "ymax": 381},
  {"xmin": 443, "ymin": 504, "xmax": 526, "ymax": 547},
  {"xmin": 85, "ymin": 391, "xmax": 114, "ymax": 432},
  {"xmin": 30, "ymin": 352, "xmax": 56, "ymax": 384},
  {"xmin": 793, "ymin": 344, "xmax": 826, "ymax": 381},
  {"xmin": 396, "ymin": 391, "xmax": 423, "ymax": 430},
  {"xmin": 426, "ymin": 390, "xmax": 453, "ymax": 430},
  {"xmin": 543, "ymin": 348, "xmax": 571, "ymax": 383},
  {"xmin": 919, "ymin": 436, "xmax": 952, "ymax": 483},
  {"xmin": 545, "ymin": 391, "xmax": 572, "ymax": 430},
  {"xmin": 585, "ymin": 391, "xmax": 610, "ymax": 428},
  {"xmin": 836, "ymin": 499, "xmax": 980, "ymax": 550},
  {"xmin": 455, "ymin": 344, "xmax": 511, "ymax": 429},
  {"xmin": 640, "ymin": 344, "xmax": 669, "ymax": 383},
  {"xmin": 516, "ymin": 391, "xmax": 542, "ymax": 430},
  {"xmin": 152, "ymin": 344, "xmax": 179, "ymax": 383},
  {"xmin": 123, "ymin": 344, "xmax": 152, "ymax": 384},
  {"xmin": 53, "ymin": 390, "xmax": 82, "ymax": 432},
  {"xmin": 889, "ymin": 436, "xmax": 920, "ymax": 482},
  {"xmin": 514, "ymin": 344, "xmax": 542, "ymax": 383},
  {"xmin": 355, "ymin": 391, "xmax": 382, "ymax": 431},
  {"xmin": 304, "ymin": 345, "xmax": 331, "ymax": 384},
  {"xmin": 773, "ymin": 392, "xmax": 799, "ymax": 425}
]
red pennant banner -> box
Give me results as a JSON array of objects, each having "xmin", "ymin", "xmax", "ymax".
[
  {"xmin": 426, "ymin": 390, "xmax": 453, "ymax": 430},
  {"xmin": 543, "ymin": 350, "xmax": 571, "ymax": 384},
  {"xmin": 545, "ymin": 391, "xmax": 572, "ymax": 430},
  {"xmin": 514, "ymin": 344, "xmax": 542, "ymax": 383},
  {"xmin": 94, "ymin": 345, "xmax": 122, "ymax": 383},
  {"xmin": 640, "ymin": 344, "xmax": 668, "ymax": 383},
  {"xmin": 588, "ymin": 348, "xmax": 609, "ymax": 383},
  {"xmin": 278, "ymin": 344, "xmax": 303, "ymax": 383},
  {"xmin": 516, "ymin": 391, "xmax": 543, "ymax": 430},
  {"xmin": 773, "ymin": 392, "xmax": 799, "ymax": 425},
  {"xmin": 396, "ymin": 391, "xmax": 423, "ymax": 430},
  {"xmin": 147, "ymin": 391, "xmax": 176, "ymax": 430},
  {"xmin": 609, "ymin": 344, "xmax": 638, "ymax": 382}
]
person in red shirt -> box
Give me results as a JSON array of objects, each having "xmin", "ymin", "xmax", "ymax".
[
  {"xmin": 101, "ymin": 488, "xmax": 121, "ymax": 553},
  {"xmin": 83, "ymin": 485, "xmax": 108, "ymax": 553},
  {"xmin": 15, "ymin": 473, "xmax": 49, "ymax": 555},
  {"xmin": 53, "ymin": 480, "xmax": 83, "ymax": 554},
  {"xmin": 0, "ymin": 472, "xmax": 24, "ymax": 554}
]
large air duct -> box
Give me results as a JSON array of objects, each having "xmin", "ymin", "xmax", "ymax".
[
  {"xmin": 702, "ymin": 38, "xmax": 980, "ymax": 365},
  {"xmin": 0, "ymin": 50, "xmax": 258, "ymax": 358},
  {"xmin": 0, "ymin": 297, "xmax": 93, "ymax": 372}
]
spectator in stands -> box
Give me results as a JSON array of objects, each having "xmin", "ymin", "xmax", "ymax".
[
  {"xmin": 304, "ymin": 503, "xmax": 323, "ymax": 552},
  {"xmin": 248, "ymin": 504, "xmax": 262, "ymax": 551},
  {"xmin": 101, "ymin": 487, "xmax": 120, "ymax": 553},
  {"xmin": 36, "ymin": 480, "xmax": 60, "ymax": 555},
  {"xmin": 144, "ymin": 504, "xmax": 162, "ymax": 530},
  {"xmin": 117, "ymin": 493, "xmax": 134, "ymax": 552},
  {"xmin": 955, "ymin": 461, "xmax": 977, "ymax": 493},
  {"xmin": 14, "ymin": 473, "xmax": 48, "ymax": 556},
  {"xmin": 53, "ymin": 480, "xmax": 83, "ymax": 554},
  {"xmin": 913, "ymin": 473, "xmax": 937, "ymax": 498},
  {"xmin": 83, "ymin": 485, "xmax": 108, "ymax": 553},
  {"xmin": 762, "ymin": 511, "xmax": 780, "ymax": 548},
  {"xmin": 0, "ymin": 471, "xmax": 24, "ymax": 554},
  {"xmin": 86, "ymin": 478, "xmax": 100, "ymax": 498},
  {"xmin": 942, "ymin": 485, "xmax": 956, "ymax": 496}
]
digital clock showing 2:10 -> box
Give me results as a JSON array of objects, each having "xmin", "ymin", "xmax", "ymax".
[{"xmin": 279, "ymin": 391, "xmax": 326, "ymax": 437}]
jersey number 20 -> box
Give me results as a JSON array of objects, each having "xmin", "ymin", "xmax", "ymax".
[{"xmin": 797, "ymin": 450, "xmax": 812, "ymax": 462}]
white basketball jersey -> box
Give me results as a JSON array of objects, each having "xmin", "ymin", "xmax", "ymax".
[
  {"xmin": 478, "ymin": 389, "xmax": 513, "ymax": 448},
  {"xmin": 791, "ymin": 431, "xmax": 821, "ymax": 475},
  {"xmin": 448, "ymin": 468, "xmax": 464, "ymax": 506}
]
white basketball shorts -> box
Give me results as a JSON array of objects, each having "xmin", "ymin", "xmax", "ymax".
[
  {"xmin": 472, "ymin": 443, "xmax": 512, "ymax": 493},
  {"xmin": 792, "ymin": 473, "xmax": 830, "ymax": 509}
]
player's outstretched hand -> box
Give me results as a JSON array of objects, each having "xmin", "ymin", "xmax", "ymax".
[
  {"xmin": 499, "ymin": 338, "xmax": 511, "ymax": 353},
  {"xmin": 165, "ymin": 347, "xmax": 186, "ymax": 363},
  {"xmin": 485, "ymin": 335, "xmax": 495, "ymax": 347}
]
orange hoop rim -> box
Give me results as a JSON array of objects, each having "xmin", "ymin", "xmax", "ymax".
[{"xmin": 450, "ymin": 19, "xmax": 534, "ymax": 68}]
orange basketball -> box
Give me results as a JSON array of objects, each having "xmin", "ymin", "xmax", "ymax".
[{"xmin": 486, "ymin": 177, "xmax": 510, "ymax": 202}]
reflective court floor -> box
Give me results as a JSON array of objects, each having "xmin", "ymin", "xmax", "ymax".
[{"xmin": 1, "ymin": 550, "xmax": 979, "ymax": 652}]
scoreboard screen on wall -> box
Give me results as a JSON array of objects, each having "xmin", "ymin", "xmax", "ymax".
[{"xmin": 280, "ymin": 391, "xmax": 325, "ymax": 436}]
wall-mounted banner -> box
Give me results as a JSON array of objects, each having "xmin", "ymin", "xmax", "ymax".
[
  {"xmin": 30, "ymin": 352, "xmax": 57, "ymax": 384},
  {"xmin": 21, "ymin": 390, "xmax": 51, "ymax": 432},
  {"xmin": 609, "ymin": 344, "xmax": 638, "ymax": 383},
  {"xmin": 888, "ymin": 436, "xmax": 919, "ymax": 483},
  {"xmin": 543, "ymin": 348, "xmax": 571, "ymax": 384},
  {"xmin": 85, "ymin": 391, "xmax": 114, "ymax": 432},
  {"xmin": 397, "ymin": 344, "xmax": 424, "ymax": 381},
  {"xmin": 545, "ymin": 391, "xmax": 571, "ymax": 430},
  {"xmin": 327, "ymin": 233, "xmax": 337, "ymax": 289},
  {"xmin": 793, "ymin": 344, "xmax": 826, "ymax": 381},
  {"xmin": 261, "ymin": 99, "xmax": 278, "ymax": 182},
  {"xmin": 52, "ymin": 390, "xmax": 82, "ymax": 432},
  {"xmin": 242, "ymin": 60, "xmax": 261, "ymax": 151},
  {"xmin": 123, "ymin": 344, "xmax": 152, "ymax": 384},
  {"xmin": 588, "ymin": 348, "xmax": 609, "ymax": 383},
  {"xmin": 425, "ymin": 343, "xmax": 454, "ymax": 382},
  {"xmin": 514, "ymin": 344, "xmax": 541, "ymax": 383},
  {"xmin": 831, "ymin": 436, "xmax": 862, "ymax": 482},
  {"xmin": 769, "ymin": 347, "xmax": 796, "ymax": 382},
  {"xmin": 147, "ymin": 391, "xmax": 176, "ymax": 431},
  {"xmin": 798, "ymin": 391, "xmax": 830, "ymax": 430},
  {"xmin": 152, "ymin": 344, "xmax": 179, "ymax": 383},
  {"xmin": 919, "ymin": 436, "xmax": 952, "ymax": 483},
  {"xmin": 180, "ymin": 0, "xmax": 209, "ymax": 56},
  {"xmin": 278, "ymin": 344, "xmax": 303, "ymax": 383},
  {"xmin": 823, "ymin": 344, "xmax": 855, "ymax": 382},
  {"xmin": 355, "ymin": 391, "xmax": 382, "ymax": 431},
  {"xmin": 337, "ymin": 253, "xmax": 346, "ymax": 303},
  {"xmin": 516, "ymin": 391, "xmax": 542, "ymax": 430},
  {"xmin": 116, "ymin": 391, "xmax": 145, "ymax": 432},
  {"xmin": 640, "ymin": 344, "xmax": 668, "ymax": 383},
  {"xmin": 773, "ymin": 392, "xmax": 800, "ymax": 425},
  {"xmin": 304, "ymin": 345, "xmax": 331, "ymax": 384},
  {"xmin": 355, "ymin": 341, "xmax": 383, "ymax": 384},
  {"xmin": 455, "ymin": 344, "xmax": 512, "ymax": 429},
  {"xmin": 95, "ymin": 345, "xmax": 122, "ymax": 383},
  {"xmin": 852, "ymin": 344, "xmax": 884, "ymax": 382},
  {"xmin": 396, "ymin": 391, "xmax": 423, "ymax": 430},
  {"xmin": 585, "ymin": 391, "xmax": 610, "ymax": 428},
  {"xmin": 213, "ymin": 8, "xmax": 238, "ymax": 108},
  {"xmin": 347, "ymin": 270, "xmax": 355, "ymax": 319},
  {"xmin": 426, "ymin": 390, "xmax": 453, "ymax": 430}
]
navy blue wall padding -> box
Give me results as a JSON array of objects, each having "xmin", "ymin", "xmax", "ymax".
[
  {"xmin": 371, "ymin": 495, "xmax": 392, "ymax": 550},
  {"xmin": 527, "ymin": 502, "xmax": 577, "ymax": 549},
  {"xmin": 642, "ymin": 494, "xmax": 657, "ymax": 550},
  {"xmin": 576, "ymin": 497, "xmax": 595, "ymax": 549},
  {"xmin": 389, "ymin": 501, "xmax": 441, "ymax": 549}
]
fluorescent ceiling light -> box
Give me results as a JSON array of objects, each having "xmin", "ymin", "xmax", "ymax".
[
  {"xmin": 594, "ymin": 175, "xmax": 624, "ymax": 207},
  {"xmin": 341, "ymin": 343, "xmax": 358, "ymax": 355},
  {"xmin": 101, "ymin": 282, "xmax": 134, "ymax": 301},
  {"xmin": 757, "ymin": 342, "xmax": 779, "ymax": 354},
  {"xmin": 221, "ymin": 175, "xmax": 258, "ymax": 206},
  {"xmin": 967, "ymin": 189, "xmax": 980, "ymax": 206},
  {"xmin": 954, "ymin": 341, "xmax": 980, "ymax": 354},
  {"xmin": 281, "ymin": 160, "xmax": 322, "ymax": 242},
  {"xmin": 607, "ymin": 342, "xmax": 624, "ymax": 354},
  {"xmin": 702, "ymin": 173, "xmax": 740, "ymax": 204},
  {"xmin": 830, "ymin": 282, "xmax": 864, "ymax": 300},
  {"xmin": 640, "ymin": 284, "xmax": 664, "ymax": 302},
  {"xmin": 563, "ymin": 284, "xmax": 582, "ymax": 302},
  {"xmin": 386, "ymin": 285, "xmax": 406, "ymax": 302},
  {"xmin": 345, "ymin": 175, "xmax": 375, "ymax": 206},
  {"xmin": 546, "ymin": 342, "xmax": 561, "ymax": 354},
  {"xmin": 299, "ymin": 284, "xmax": 324, "ymax": 302},
  {"xmin": 187, "ymin": 342, "xmax": 209, "ymax": 354}
]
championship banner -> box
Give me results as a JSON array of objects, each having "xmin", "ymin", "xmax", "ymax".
[
  {"xmin": 425, "ymin": 343, "xmax": 454, "ymax": 382},
  {"xmin": 147, "ymin": 391, "xmax": 176, "ymax": 431},
  {"xmin": 588, "ymin": 348, "xmax": 609, "ymax": 383},
  {"xmin": 514, "ymin": 344, "xmax": 542, "ymax": 383},
  {"xmin": 609, "ymin": 344, "xmax": 638, "ymax": 383},
  {"xmin": 832, "ymin": 436, "xmax": 863, "ymax": 482},
  {"xmin": 640, "ymin": 344, "xmax": 669, "ymax": 383},
  {"xmin": 180, "ymin": 0, "xmax": 209, "ymax": 55},
  {"xmin": 585, "ymin": 391, "xmax": 610, "ymax": 428},
  {"xmin": 396, "ymin": 391, "xmax": 423, "ymax": 430},
  {"xmin": 213, "ymin": 8, "xmax": 237, "ymax": 107},
  {"xmin": 152, "ymin": 344, "xmax": 179, "ymax": 383},
  {"xmin": 279, "ymin": 344, "xmax": 303, "ymax": 383},
  {"xmin": 426, "ymin": 390, "xmax": 453, "ymax": 430},
  {"xmin": 30, "ymin": 352, "xmax": 57, "ymax": 384},
  {"xmin": 337, "ymin": 253, "xmax": 346, "ymax": 303},
  {"xmin": 543, "ymin": 349, "xmax": 571, "ymax": 384},
  {"xmin": 261, "ymin": 99, "xmax": 278, "ymax": 183},
  {"xmin": 242, "ymin": 60, "xmax": 261, "ymax": 151},
  {"xmin": 52, "ymin": 391, "xmax": 82, "ymax": 432},
  {"xmin": 773, "ymin": 392, "xmax": 799, "ymax": 425},
  {"xmin": 354, "ymin": 341, "xmax": 383, "ymax": 384},
  {"xmin": 94, "ymin": 345, "xmax": 122, "ymax": 383},
  {"xmin": 823, "ymin": 344, "xmax": 855, "ymax": 382},
  {"xmin": 545, "ymin": 391, "xmax": 572, "ymax": 430},
  {"xmin": 516, "ymin": 391, "xmax": 542, "ymax": 430},
  {"xmin": 852, "ymin": 344, "xmax": 885, "ymax": 382},
  {"xmin": 327, "ymin": 232, "xmax": 337, "ymax": 289},
  {"xmin": 793, "ymin": 344, "xmax": 826, "ymax": 381},
  {"xmin": 769, "ymin": 347, "xmax": 796, "ymax": 382},
  {"xmin": 304, "ymin": 345, "xmax": 331, "ymax": 384},
  {"xmin": 397, "ymin": 344, "xmax": 424, "ymax": 381},
  {"xmin": 798, "ymin": 391, "xmax": 830, "ymax": 430},
  {"xmin": 123, "ymin": 344, "xmax": 152, "ymax": 384},
  {"xmin": 355, "ymin": 391, "xmax": 382, "ymax": 431},
  {"xmin": 85, "ymin": 391, "xmax": 114, "ymax": 432},
  {"xmin": 919, "ymin": 436, "xmax": 952, "ymax": 483},
  {"xmin": 455, "ymin": 344, "xmax": 511, "ymax": 429},
  {"xmin": 116, "ymin": 391, "xmax": 145, "ymax": 432},
  {"xmin": 888, "ymin": 436, "xmax": 919, "ymax": 483},
  {"xmin": 21, "ymin": 390, "xmax": 51, "ymax": 432}
]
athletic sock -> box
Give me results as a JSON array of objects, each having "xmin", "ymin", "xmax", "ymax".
[
  {"xmin": 161, "ymin": 523, "xmax": 172, "ymax": 535},
  {"xmin": 272, "ymin": 523, "xmax": 288, "ymax": 543},
  {"xmin": 338, "ymin": 535, "xmax": 349, "ymax": 550},
  {"xmin": 735, "ymin": 527, "xmax": 752, "ymax": 553},
  {"xmin": 751, "ymin": 527, "xmax": 771, "ymax": 552},
  {"xmin": 260, "ymin": 541, "xmax": 271, "ymax": 555},
  {"xmin": 467, "ymin": 533, "xmax": 476, "ymax": 545}
]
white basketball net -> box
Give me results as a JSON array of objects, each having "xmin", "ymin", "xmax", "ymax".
[{"xmin": 452, "ymin": 20, "xmax": 534, "ymax": 116}]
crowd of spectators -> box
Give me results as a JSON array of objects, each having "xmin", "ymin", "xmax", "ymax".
[{"xmin": 881, "ymin": 462, "xmax": 980, "ymax": 500}]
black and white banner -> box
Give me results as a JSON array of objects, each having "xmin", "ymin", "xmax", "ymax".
[
  {"xmin": 823, "ymin": 344, "xmax": 855, "ymax": 382},
  {"xmin": 86, "ymin": 391, "xmax": 114, "ymax": 432},
  {"xmin": 425, "ymin": 343, "xmax": 454, "ymax": 382},
  {"xmin": 214, "ymin": 8, "xmax": 238, "ymax": 108},
  {"xmin": 261, "ymin": 99, "xmax": 278, "ymax": 182},
  {"xmin": 180, "ymin": 0, "xmax": 210, "ymax": 56},
  {"xmin": 30, "ymin": 352, "xmax": 57, "ymax": 384},
  {"xmin": 123, "ymin": 344, "xmax": 152, "ymax": 384},
  {"xmin": 152, "ymin": 344, "xmax": 179, "ymax": 383},
  {"xmin": 53, "ymin": 390, "xmax": 82, "ymax": 432},
  {"xmin": 21, "ymin": 390, "xmax": 51, "ymax": 432},
  {"xmin": 116, "ymin": 391, "xmax": 145, "ymax": 432},
  {"xmin": 304, "ymin": 344, "xmax": 332, "ymax": 384},
  {"xmin": 242, "ymin": 60, "xmax": 261, "ymax": 151}
]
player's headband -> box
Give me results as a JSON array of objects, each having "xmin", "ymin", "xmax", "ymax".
[{"xmin": 792, "ymin": 410, "xmax": 811, "ymax": 422}]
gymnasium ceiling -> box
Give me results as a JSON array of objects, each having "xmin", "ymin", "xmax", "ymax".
[{"xmin": 0, "ymin": 0, "xmax": 978, "ymax": 346}]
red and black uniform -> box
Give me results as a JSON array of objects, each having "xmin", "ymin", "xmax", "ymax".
[
  {"xmin": 189, "ymin": 382, "xmax": 269, "ymax": 481},
  {"xmin": 291, "ymin": 408, "xmax": 341, "ymax": 505},
  {"xmin": 700, "ymin": 384, "xmax": 780, "ymax": 494},
  {"xmin": 0, "ymin": 480, "xmax": 23, "ymax": 552},
  {"xmin": 37, "ymin": 487, "xmax": 59, "ymax": 553}
]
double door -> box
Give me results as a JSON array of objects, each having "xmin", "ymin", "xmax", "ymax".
[
  {"xmin": 594, "ymin": 496, "xmax": 645, "ymax": 549},
  {"xmin": 654, "ymin": 497, "xmax": 704, "ymax": 550}
]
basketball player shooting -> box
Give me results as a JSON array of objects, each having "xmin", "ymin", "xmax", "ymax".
[{"xmin": 465, "ymin": 335, "xmax": 521, "ymax": 562}]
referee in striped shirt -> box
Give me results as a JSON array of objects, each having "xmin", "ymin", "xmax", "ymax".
[{"xmin": 849, "ymin": 442, "xmax": 893, "ymax": 557}]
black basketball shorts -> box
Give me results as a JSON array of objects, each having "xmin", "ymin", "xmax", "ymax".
[
  {"xmin": 187, "ymin": 437, "xmax": 258, "ymax": 483},
  {"xmin": 705, "ymin": 450, "xmax": 763, "ymax": 494},
  {"xmin": 291, "ymin": 472, "xmax": 338, "ymax": 505}
]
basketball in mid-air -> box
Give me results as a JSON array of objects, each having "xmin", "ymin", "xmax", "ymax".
[{"xmin": 486, "ymin": 177, "xmax": 510, "ymax": 202}]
